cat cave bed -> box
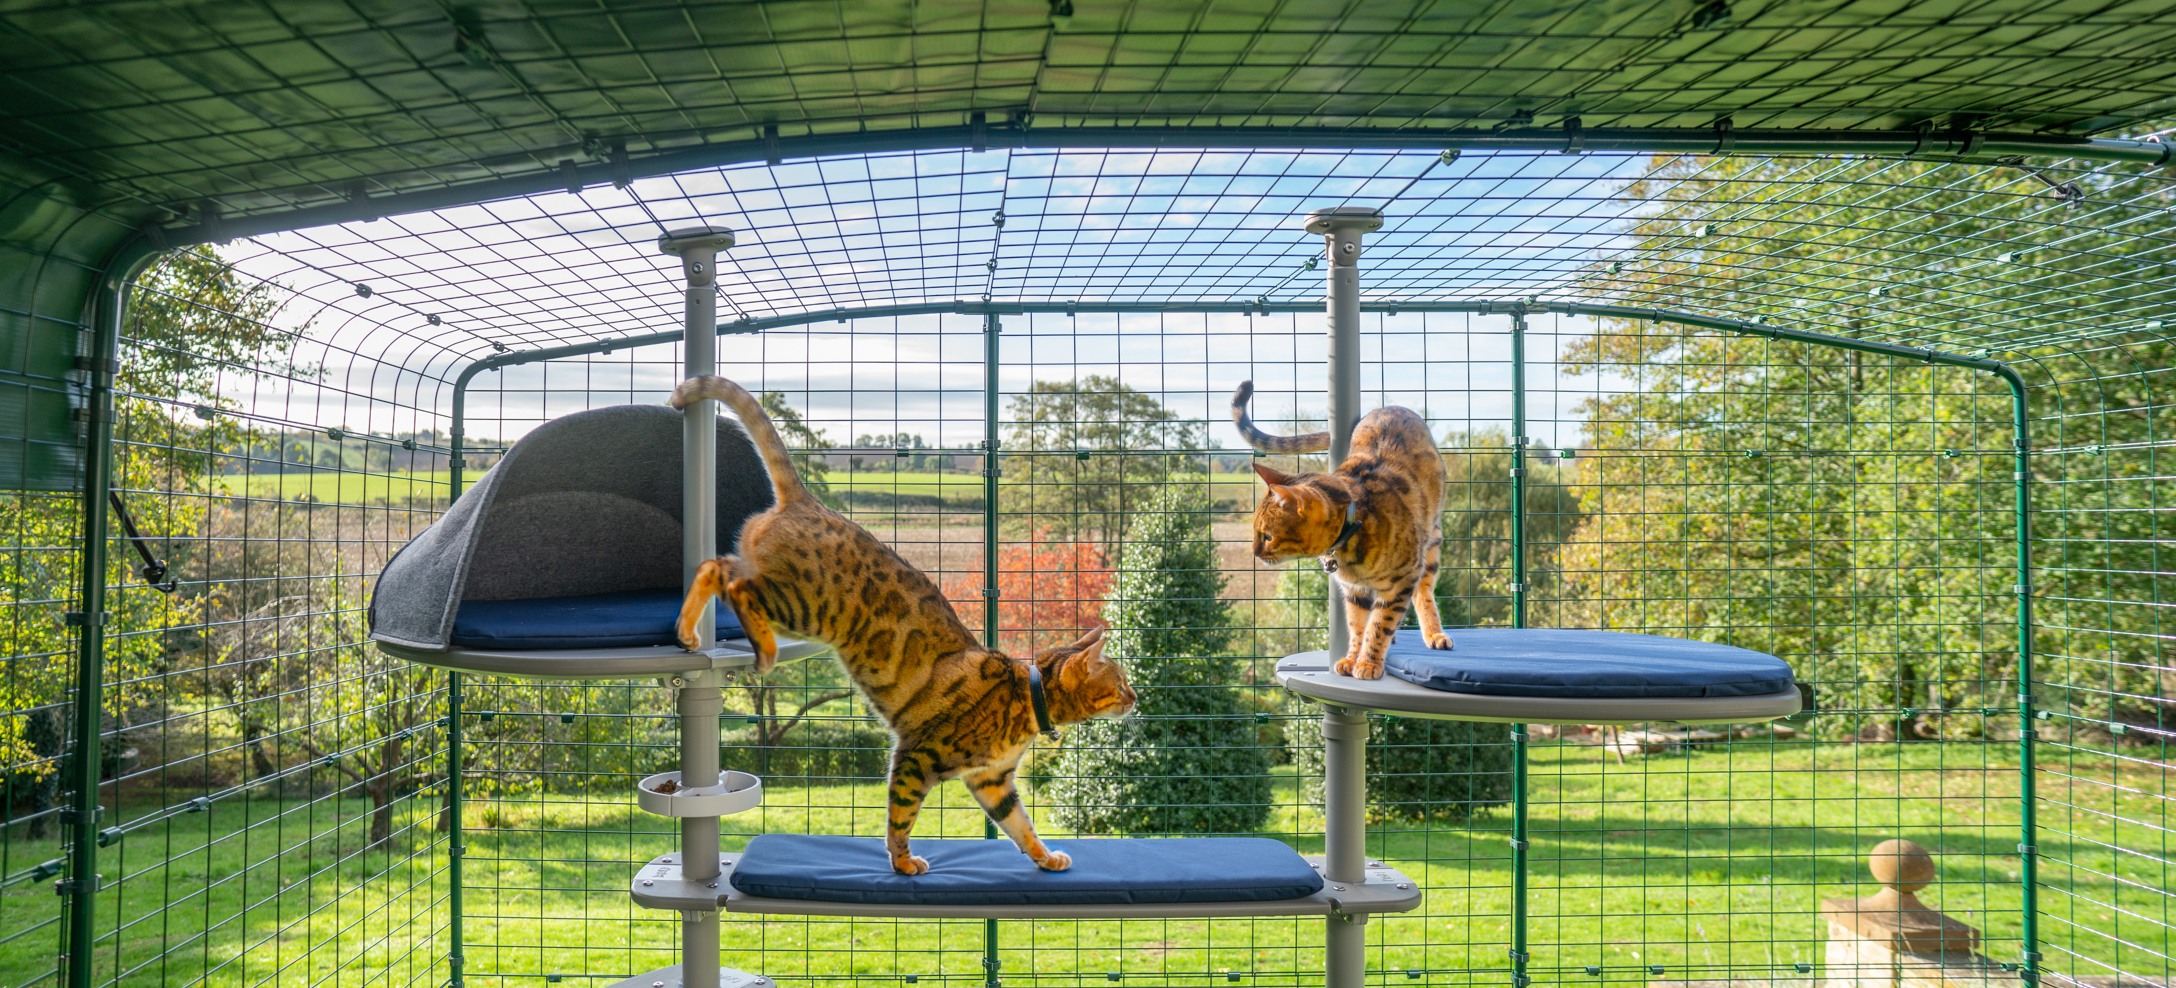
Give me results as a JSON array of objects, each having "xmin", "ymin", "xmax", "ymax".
[
  {"xmin": 629, "ymin": 835, "xmax": 1421, "ymax": 920},
  {"xmin": 1275, "ymin": 629, "xmax": 1804, "ymax": 725},
  {"xmin": 368, "ymin": 403, "xmax": 827, "ymax": 679}
]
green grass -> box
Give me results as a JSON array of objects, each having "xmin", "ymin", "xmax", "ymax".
[
  {"xmin": 236, "ymin": 470, "xmax": 454, "ymax": 504},
  {"xmin": 5, "ymin": 741, "xmax": 2162, "ymax": 988}
]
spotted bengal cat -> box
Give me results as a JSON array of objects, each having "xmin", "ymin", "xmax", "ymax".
[
  {"xmin": 672, "ymin": 375, "xmax": 1135, "ymax": 875},
  {"xmin": 1232, "ymin": 380, "xmax": 1452, "ymax": 679}
]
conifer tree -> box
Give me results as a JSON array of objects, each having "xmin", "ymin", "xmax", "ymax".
[{"xmin": 1035, "ymin": 483, "xmax": 1272, "ymax": 834}]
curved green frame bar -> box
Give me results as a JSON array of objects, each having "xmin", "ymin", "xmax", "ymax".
[{"xmin": 441, "ymin": 297, "xmax": 2038, "ymax": 987}]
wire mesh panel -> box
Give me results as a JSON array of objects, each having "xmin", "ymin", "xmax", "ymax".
[
  {"xmin": 0, "ymin": 248, "xmax": 455, "ymax": 988},
  {"xmin": 5, "ymin": 144, "xmax": 2172, "ymax": 988}
]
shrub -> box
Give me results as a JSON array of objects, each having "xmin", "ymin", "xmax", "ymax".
[
  {"xmin": 1290, "ymin": 714, "xmax": 1514, "ymax": 823},
  {"xmin": 1033, "ymin": 483, "xmax": 1273, "ymax": 834},
  {"xmin": 942, "ymin": 532, "xmax": 1113, "ymax": 654},
  {"xmin": 1269, "ymin": 563, "xmax": 1515, "ymax": 822}
]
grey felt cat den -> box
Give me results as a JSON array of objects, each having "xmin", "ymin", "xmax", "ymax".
[{"xmin": 368, "ymin": 403, "xmax": 823, "ymax": 678}]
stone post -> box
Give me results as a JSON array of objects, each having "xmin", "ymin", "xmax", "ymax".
[{"xmin": 1821, "ymin": 839, "xmax": 2004, "ymax": 988}]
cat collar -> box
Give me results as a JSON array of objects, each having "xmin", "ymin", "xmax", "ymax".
[
  {"xmin": 1027, "ymin": 661, "xmax": 1060, "ymax": 739},
  {"xmin": 1326, "ymin": 499, "xmax": 1363, "ymax": 555}
]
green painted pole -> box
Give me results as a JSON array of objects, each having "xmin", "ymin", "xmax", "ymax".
[
  {"xmin": 982, "ymin": 311, "xmax": 1002, "ymax": 988},
  {"xmin": 1508, "ymin": 311, "xmax": 1530, "ymax": 988},
  {"xmin": 2004, "ymin": 373, "xmax": 2039, "ymax": 981},
  {"xmin": 447, "ymin": 671, "xmax": 464, "ymax": 988},
  {"xmin": 64, "ymin": 267, "xmax": 128, "ymax": 988}
]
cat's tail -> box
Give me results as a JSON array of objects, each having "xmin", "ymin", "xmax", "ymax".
[
  {"xmin": 670, "ymin": 375, "xmax": 810, "ymax": 505},
  {"xmin": 1230, "ymin": 380, "xmax": 1330, "ymax": 454}
]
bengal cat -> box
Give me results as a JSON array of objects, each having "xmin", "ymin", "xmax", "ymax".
[
  {"xmin": 1232, "ymin": 380, "xmax": 1452, "ymax": 679},
  {"xmin": 671, "ymin": 375, "xmax": 1135, "ymax": 875}
]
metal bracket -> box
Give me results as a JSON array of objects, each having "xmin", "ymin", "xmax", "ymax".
[{"xmin": 53, "ymin": 874, "xmax": 102, "ymax": 896}]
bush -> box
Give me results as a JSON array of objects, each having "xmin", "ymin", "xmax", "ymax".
[
  {"xmin": 1270, "ymin": 563, "xmax": 1515, "ymax": 822},
  {"xmin": 1033, "ymin": 483, "xmax": 1273, "ymax": 834},
  {"xmin": 1290, "ymin": 714, "xmax": 1515, "ymax": 823}
]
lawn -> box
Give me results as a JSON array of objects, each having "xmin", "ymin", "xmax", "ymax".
[{"xmin": 6, "ymin": 741, "xmax": 2161, "ymax": 988}]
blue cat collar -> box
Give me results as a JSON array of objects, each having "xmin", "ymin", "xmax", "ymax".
[
  {"xmin": 1028, "ymin": 661, "xmax": 1059, "ymax": 739},
  {"xmin": 1327, "ymin": 499, "xmax": 1362, "ymax": 554}
]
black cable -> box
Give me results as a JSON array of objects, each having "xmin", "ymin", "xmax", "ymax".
[{"xmin": 106, "ymin": 491, "xmax": 177, "ymax": 594}]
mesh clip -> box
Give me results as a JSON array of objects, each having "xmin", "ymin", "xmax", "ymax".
[
  {"xmin": 2018, "ymin": 844, "xmax": 2037, "ymax": 855},
  {"xmin": 1509, "ymin": 839, "xmax": 1529, "ymax": 851},
  {"xmin": 980, "ymin": 588, "xmax": 1000, "ymax": 599},
  {"xmin": 52, "ymin": 874, "xmax": 101, "ymax": 896}
]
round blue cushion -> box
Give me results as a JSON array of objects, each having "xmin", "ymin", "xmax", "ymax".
[
  {"xmin": 729, "ymin": 834, "xmax": 1324, "ymax": 906},
  {"xmin": 451, "ymin": 587, "xmax": 742, "ymax": 650},
  {"xmin": 1382, "ymin": 628, "xmax": 1793, "ymax": 698}
]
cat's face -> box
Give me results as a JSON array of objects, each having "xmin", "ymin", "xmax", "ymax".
[
  {"xmin": 1046, "ymin": 628, "xmax": 1135, "ymax": 722},
  {"xmin": 1248, "ymin": 464, "xmax": 1337, "ymax": 565}
]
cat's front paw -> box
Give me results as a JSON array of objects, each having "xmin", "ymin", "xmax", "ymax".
[
  {"xmin": 1332, "ymin": 653, "xmax": 1358, "ymax": 676},
  {"xmin": 1348, "ymin": 658, "xmax": 1386, "ymax": 680},
  {"xmin": 1036, "ymin": 850, "xmax": 1072, "ymax": 872},
  {"xmin": 891, "ymin": 854, "xmax": 930, "ymax": 876},
  {"xmin": 1426, "ymin": 631, "xmax": 1454, "ymax": 650}
]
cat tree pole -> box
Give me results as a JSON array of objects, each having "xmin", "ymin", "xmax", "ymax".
[
  {"xmin": 661, "ymin": 225, "xmax": 733, "ymax": 988},
  {"xmin": 1305, "ymin": 205, "xmax": 1384, "ymax": 988}
]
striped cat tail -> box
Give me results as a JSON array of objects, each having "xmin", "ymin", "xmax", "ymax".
[
  {"xmin": 1230, "ymin": 380, "xmax": 1330, "ymax": 454},
  {"xmin": 670, "ymin": 375, "xmax": 810, "ymax": 505}
]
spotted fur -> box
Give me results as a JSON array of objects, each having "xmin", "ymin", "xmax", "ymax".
[
  {"xmin": 672, "ymin": 375, "xmax": 1135, "ymax": 875},
  {"xmin": 1232, "ymin": 380, "xmax": 1452, "ymax": 679}
]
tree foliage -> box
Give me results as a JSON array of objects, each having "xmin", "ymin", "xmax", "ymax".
[
  {"xmin": 1560, "ymin": 153, "xmax": 2174, "ymax": 735},
  {"xmin": 1033, "ymin": 483, "xmax": 1272, "ymax": 834},
  {"xmin": 1003, "ymin": 376, "xmax": 1206, "ymax": 545}
]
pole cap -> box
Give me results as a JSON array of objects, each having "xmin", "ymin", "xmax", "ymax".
[
  {"xmin": 1302, "ymin": 206, "xmax": 1384, "ymax": 235},
  {"xmin": 657, "ymin": 226, "xmax": 735, "ymax": 256}
]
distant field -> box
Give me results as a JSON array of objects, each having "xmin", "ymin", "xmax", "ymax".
[
  {"xmin": 237, "ymin": 470, "xmax": 454, "ymax": 504},
  {"xmin": 231, "ymin": 468, "xmax": 1263, "ymax": 507}
]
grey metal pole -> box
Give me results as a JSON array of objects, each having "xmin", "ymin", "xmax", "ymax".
[
  {"xmin": 1303, "ymin": 205, "xmax": 1383, "ymax": 988},
  {"xmin": 1305, "ymin": 206, "xmax": 1382, "ymax": 663},
  {"xmin": 660, "ymin": 226, "xmax": 734, "ymax": 988}
]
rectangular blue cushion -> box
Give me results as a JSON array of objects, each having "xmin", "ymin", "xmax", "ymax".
[
  {"xmin": 1384, "ymin": 628, "xmax": 1794, "ymax": 698},
  {"xmin": 451, "ymin": 588, "xmax": 741, "ymax": 650},
  {"xmin": 729, "ymin": 835, "xmax": 1324, "ymax": 906}
]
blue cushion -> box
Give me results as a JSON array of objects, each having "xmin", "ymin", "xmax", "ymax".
[
  {"xmin": 729, "ymin": 835, "xmax": 1324, "ymax": 906},
  {"xmin": 1383, "ymin": 628, "xmax": 1794, "ymax": 698},
  {"xmin": 450, "ymin": 588, "xmax": 741, "ymax": 650}
]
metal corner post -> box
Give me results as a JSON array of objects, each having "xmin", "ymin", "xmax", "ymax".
[
  {"xmin": 64, "ymin": 262, "xmax": 124, "ymax": 988},
  {"xmin": 660, "ymin": 225, "xmax": 734, "ymax": 988},
  {"xmin": 1508, "ymin": 311, "xmax": 1529, "ymax": 988},
  {"xmin": 1305, "ymin": 205, "xmax": 1383, "ymax": 988},
  {"xmin": 981, "ymin": 310, "xmax": 1003, "ymax": 988},
  {"xmin": 2004, "ymin": 371, "xmax": 2038, "ymax": 981},
  {"xmin": 447, "ymin": 670, "xmax": 464, "ymax": 988}
]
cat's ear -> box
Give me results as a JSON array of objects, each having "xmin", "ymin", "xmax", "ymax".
[
  {"xmin": 1265, "ymin": 484, "xmax": 1300, "ymax": 509},
  {"xmin": 1252, "ymin": 462, "xmax": 1297, "ymax": 487},
  {"xmin": 1057, "ymin": 628, "xmax": 1107, "ymax": 689}
]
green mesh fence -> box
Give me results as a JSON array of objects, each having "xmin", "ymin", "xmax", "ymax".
[{"xmin": 1, "ymin": 147, "xmax": 2167, "ymax": 988}]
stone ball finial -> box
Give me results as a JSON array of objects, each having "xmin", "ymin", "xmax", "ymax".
[{"xmin": 1868, "ymin": 838, "xmax": 1936, "ymax": 894}]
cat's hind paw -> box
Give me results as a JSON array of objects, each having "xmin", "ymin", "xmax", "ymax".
[
  {"xmin": 891, "ymin": 854, "xmax": 930, "ymax": 876},
  {"xmin": 1425, "ymin": 630, "xmax": 1454, "ymax": 650},
  {"xmin": 1332, "ymin": 653, "xmax": 1358, "ymax": 676},
  {"xmin": 1348, "ymin": 658, "xmax": 1386, "ymax": 680},
  {"xmin": 1036, "ymin": 850, "xmax": 1072, "ymax": 872}
]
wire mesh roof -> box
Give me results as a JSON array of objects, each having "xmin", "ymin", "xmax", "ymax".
[
  {"xmin": 208, "ymin": 144, "xmax": 2176, "ymax": 384},
  {"xmin": 10, "ymin": 0, "xmax": 2176, "ymax": 232}
]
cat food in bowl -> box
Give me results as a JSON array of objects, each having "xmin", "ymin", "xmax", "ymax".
[{"xmin": 636, "ymin": 769, "xmax": 762, "ymax": 818}]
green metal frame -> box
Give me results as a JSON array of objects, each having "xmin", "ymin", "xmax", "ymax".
[{"xmin": 426, "ymin": 296, "xmax": 2041, "ymax": 987}]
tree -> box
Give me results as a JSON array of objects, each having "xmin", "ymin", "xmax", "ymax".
[
  {"xmin": 1033, "ymin": 483, "xmax": 1272, "ymax": 834},
  {"xmin": 852, "ymin": 432, "xmax": 928, "ymax": 470},
  {"xmin": 941, "ymin": 535, "xmax": 1113, "ymax": 654},
  {"xmin": 1003, "ymin": 376, "xmax": 1206, "ymax": 546},
  {"xmin": 757, "ymin": 391, "xmax": 841, "ymax": 509},
  {"xmin": 1556, "ymin": 152, "xmax": 2176, "ymax": 736},
  {"xmin": 1273, "ymin": 565, "xmax": 1516, "ymax": 822}
]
